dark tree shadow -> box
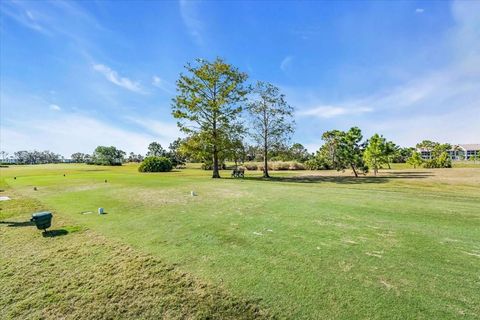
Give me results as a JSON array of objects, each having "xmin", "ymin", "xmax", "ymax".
[
  {"xmin": 42, "ymin": 229, "xmax": 69, "ymax": 237},
  {"xmin": 242, "ymin": 171, "xmax": 433, "ymax": 184},
  {"xmin": 0, "ymin": 220, "xmax": 34, "ymax": 227}
]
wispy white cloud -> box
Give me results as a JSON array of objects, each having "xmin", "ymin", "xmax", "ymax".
[
  {"xmin": 152, "ymin": 75, "xmax": 175, "ymax": 94},
  {"xmin": 125, "ymin": 116, "xmax": 182, "ymax": 143},
  {"xmin": 179, "ymin": 0, "xmax": 204, "ymax": 45},
  {"xmin": 0, "ymin": 4, "xmax": 51, "ymax": 35},
  {"xmin": 0, "ymin": 0, "xmax": 104, "ymax": 39},
  {"xmin": 297, "ymin": 106, "xmax": 372, "ymax": 118},
  {"xmin": 49, "ymin": 104, "xmax": 61, "ymax": 111},
  {"xmin": 1, "ymin": 114, "xmax": 156, "ymax": 156},
  {"xmin": 93, "ymin": 64, "xmax": 145, "ymax": 94},
  {"xmin": 280, "ymin": 56, "xmax": 293, "ymax": 72},
  {"xmin": 415, "ymin": 8, "xmax": 425, "ymax": 14}
]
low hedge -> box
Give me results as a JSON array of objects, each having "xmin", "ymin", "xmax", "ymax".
[{"xmin": 138, "ymin": 156, "xmax": 173, "ymax": 172}]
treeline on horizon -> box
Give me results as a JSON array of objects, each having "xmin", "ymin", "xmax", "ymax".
[
  {"xmin": 3, "ymin": 58, "xmax": 478, "ymax": 176},
  {"xmin": 2, "ymin": 136, "xmax": 469, "ymax": 175}
]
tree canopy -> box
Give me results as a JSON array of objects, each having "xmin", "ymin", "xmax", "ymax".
[
  {"xmin": 172, "ymin": 58, "xmax": 249, "ymax": 178},
  {"xmin": 246, "ymin": 81, "xmax": 294, "ymax": 178}
]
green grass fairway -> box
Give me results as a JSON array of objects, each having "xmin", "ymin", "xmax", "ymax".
[{"xmin": 1, "ymin": 164, "xmax": 479, "ymax": 319}]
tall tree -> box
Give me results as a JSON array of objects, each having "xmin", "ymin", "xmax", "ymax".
[
  {"xmin": 247, "ymin": 81, "xmax": 294, "ymax": 178},
  {"xmin": 71, "ymin": 152, "xmax": 88, "ymax": 163},
  {"xmin": 322, "ymin": 127, "xmax": 367, "ymax": 177},
  {"xmin": 92, "ymin": 146, "xmax": 125, "ymax": 166},
  {"xmin": 172, "ymin": 58, "xmax": 248, "ymax": 178},
  {"xmin": 337, "ymin": 127, "xmax": 367, "ymax": 177},
  {"xmin": 321, "ymin": 130, "xmax": 342, "ymax": 168},
  {"xmin": 289, "ymin": 143, "xmax": 311, "ymax": 162},
  {"xmin": 363, "ymin": 134, "xmax": 387, "ymax": 175},
  {"xmin": 147, "ymin": 142, "xmax": 166, "ymax": 157},
  {"xmin": 384, "ymin": 140, "xmax": 398, "ymax": 169}
]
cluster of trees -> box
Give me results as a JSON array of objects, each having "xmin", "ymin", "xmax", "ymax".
[
  {"xmin": 413, "ymin": 140, "xmax": 453, "ymax": 168},
  {"xmin": 10, "ymin": 150, "xmax": 62, "ymax": 164},
  {"xmin": 306, "ymin": 127, "xmax": 369, "ymax": 177},
  {"xmin": 172, "ymin": 58, "xmax": 295, "ymax": 178},
  {"xmin": 68, "ymin": 140, "xmax": 186, "ymax": 168},
  {"xmin": 304, "ymin": 131, "xmax": 457, "ymax": 177}
]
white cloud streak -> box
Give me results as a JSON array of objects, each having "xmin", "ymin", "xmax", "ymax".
[
  {"xmin": 280, "ymin": 56, "xmax": 293, "ymax": 72},
  {"xmin": 93, "ymin": 64, "xmax": 145, "ymax": 94},
  {"xmin": 1, "ymin": 114, "xmax": 156, "ymax": 156},
  {"xmin": 297, "ymin": 106, "xmax": 373, "ymax": 118},
  {"xmin": 179, "ymin": 0, "xmax": 204, "ymax": 45},
  {"xmin": 152, "ymin": 75, "xmax": 174, "ymax": 94},
  {"xmin": 49, "ymin": 104, "xmax": 61, "ymax": 111},
  {"xmin": 125, "ymin": 116, "xmax": 182, "ymax": 143}
]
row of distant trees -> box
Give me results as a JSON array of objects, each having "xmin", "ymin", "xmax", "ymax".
[
  {"xmin": 3, "ymin": 136, "xmax": 476, "ymax": 176},
  {"xmin": 68, "ymin": 140, "xmax": 187, "ymax": 167},
  {"xmin": 0, "ymin": 150, "xmax": 63, "ymax": 165}
]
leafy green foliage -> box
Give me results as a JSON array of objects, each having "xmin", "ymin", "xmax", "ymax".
[
  {"xmin": 418, "ymin": 142, "xmax": 452, "ymax": 168},
  {"xmin": 318, "ymin": 127, "xmax": 367, "ymax": 177},
  {"xmin": 363, "ymin": 134, "xmax": 388, "ymax": 175},
  {"xmin": 138, "ymin": 156, "xmax": 173, "ymax": 172},
  {"xmin": 13, "ymin": 150, "xmax": 62, "ymax": 164},
  {"xmin": 407, "ymin": 151, "xmax": 424, "ymax": 168},
  {"xmin": 424, "ymin": 151, "xmax": 452, "ymax": 168},
  {"xmin": 172, "ymin": 58, "xmax": 248, "ymax": 178},
  {"xmin": 91, "ymin": 146, "xmax": 125, "ymax": 166},
  {"xmin": 71, "ymin": 152, "xmax": 89, "ymax": 163},
  {"xmin": 147, "ymin": 142, "xmax": 167, "ymax": 157}
]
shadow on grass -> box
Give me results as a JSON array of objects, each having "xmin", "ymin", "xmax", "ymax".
[
  {"xmin": 0, "ymin": 220, "xmax": 34, "ymax": 227},
  {"xmin": 42, "ymin": 229, "xmax": 69, "ymax": 237},
  {"xmin": 242, "ymin": 171, "xmax": 434, "ymax": 184}
]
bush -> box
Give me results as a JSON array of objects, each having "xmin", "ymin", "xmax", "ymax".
[
  {"xmin": 288, "ymin": 162, "xmax": 306, "ymax": 170},
  {"xmin": 244, "ymin": 163, "xmax": 258, "ymax": 171},
  {"xmin": 257, "ymin": 163, "xmax": 273, "ymax": 171},
  {"xmin": 424, "ymin": 152, "xmax": 452, "ymax": 168},
  {"xmin": 138, "ymin": 156, "xmax": 173, "ymax": 172},
  {"xmin": 272, "ymin": 162, "xmax": 290, "ymax": 170},
  {"xmin": 304, "ymin": 158, "xmax": 331, "ymax": 170}
]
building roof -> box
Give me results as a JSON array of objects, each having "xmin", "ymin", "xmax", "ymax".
[
  {"xmin": 416, "ymin": 144, "xmax": 480, "ymax": 152},
  {"xmin": 457, "ymin": 144, "xmax": 480, "ymax": 151}
]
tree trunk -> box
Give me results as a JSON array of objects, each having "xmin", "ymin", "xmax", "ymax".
[
  {"xmin": 351, "ymin": 164, "xmax": 358, "ymax": 178},
  {"xmin": 212, "ymin": 146, "xmax": 220, "ymax": 178},
  {"xmin": 263, "ymin": 148, "xmax": 269, "ymax": 178},
  {"xmin": 263, "ymin": 135, "xmax": 269, "ymax": 178}
]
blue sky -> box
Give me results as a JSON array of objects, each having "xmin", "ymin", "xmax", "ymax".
[{"xmin": 1, "ymin": 0, "xmax": 479, "ymax": 156}]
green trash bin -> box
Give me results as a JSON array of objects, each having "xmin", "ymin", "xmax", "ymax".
[{"xmin": 31, "ymin": 212, "xmax": 52, "ymax": 231}]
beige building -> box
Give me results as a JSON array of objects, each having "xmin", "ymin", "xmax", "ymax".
[{"xmin": 418, "ymin": 144, "xmax": 480, "ymax": 160}]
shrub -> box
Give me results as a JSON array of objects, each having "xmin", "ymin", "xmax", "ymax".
[
  {"xmin": 304, "ymin": 158, "xmax": 331, "ymax": 170},
  {"xmin": 423, "ymin": 151, "xmax": 452, "ymax": 168},
  {"xmin": 257, "ymin": 163, "xmax": 273, "ymax": 171},
  {"xmin": 244, "ymin": 163, "xmax": 258, "ymax": 171},
  {"xmin": 289, "ymin": 162, "xmax": 305, "ymax": 170},
  {"xmin": 138, "ymin": 156, "xmax": 173, "ymax": 172},
  {"xmin": 272, "ymin": 162, "xmax": 290, "ymax": 170}
]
